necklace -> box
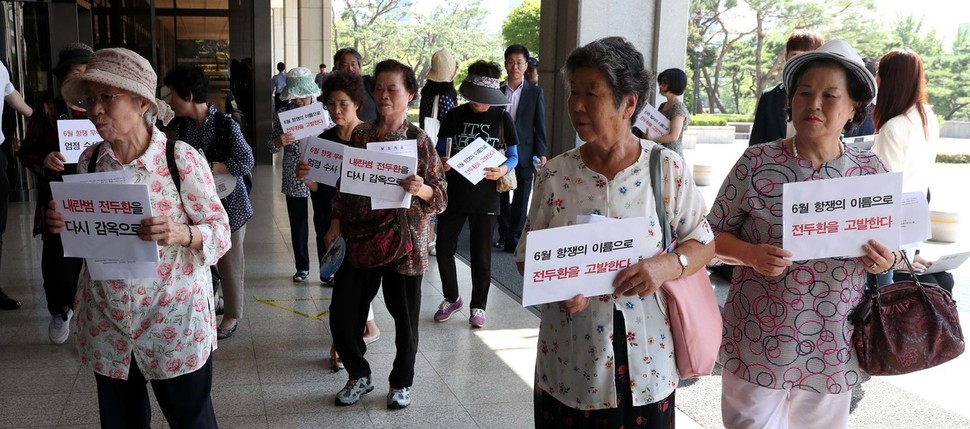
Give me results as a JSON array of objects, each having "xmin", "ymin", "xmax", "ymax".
[{"xmin": 791, "ymin": 136, "xmax": 844, "ymax": 159}]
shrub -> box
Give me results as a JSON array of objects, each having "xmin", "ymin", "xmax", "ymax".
[
  {"xmin": 936, "ymin": 153, "xmax": 970, "ymax": 164},
  {"xmin": 691, "ymin": 113, "xmax": 753, "ymax": 126}
]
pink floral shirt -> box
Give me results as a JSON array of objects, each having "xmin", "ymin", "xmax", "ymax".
[
  {"xmin": 515, "ymin": 140, "xmax": 713, "ymax": 409},
  {"xmin": 73, "ymin": 128, "xmax": 231, "ymax": 380}
]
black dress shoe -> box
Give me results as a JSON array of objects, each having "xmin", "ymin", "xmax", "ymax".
[
  {"xmin": 503, "ymin": 242, "xmax": 517, "ymax": 253},
  {"xmin": 0, "ymin": 289, "xmax": 21, "ymax": 310}
]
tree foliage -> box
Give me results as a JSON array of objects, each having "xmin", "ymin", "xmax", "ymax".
[
  {"xmin": 333, "ymin": 0, "xmax": 503, "ymax": 84},
  {"xmin": 688, "ymin": 0, "xmax": 970, "ymax": 121},
  {"xmin": 502, "ymin": 0, "xmax": 541, "ymax": 59}
]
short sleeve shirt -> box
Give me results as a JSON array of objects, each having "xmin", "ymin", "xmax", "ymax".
[
  {"xmin": 515, "ymin": 140, "xmax": 714, "ymax": 409},
  {"xmin": 706, "ymin": 140, "xmax": 888, "ymax": 394}
]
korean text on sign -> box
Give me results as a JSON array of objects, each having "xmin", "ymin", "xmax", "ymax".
[
  {"xmin": 339, "ymin": 145, "xmax": 417, "ymax": 203},
  {"xmin": 49, "ymin": 182, "xmax": 159, "ymax": 262},
  {"xmin": 522, "ymin": 217, "xmax": 647, "ymax": 307},
  {"xmin": 302, "ymin": 136, "xmax": 345, "ymax": 187},
  {"xmin": 445, "ymin": 137, "xmax": 507, "ymax": 185},
  {"xmin": 782, "ymin": 172, "xmax": 902, "ymax": 260},
  {"xmin": 277, "ymin": 102, "xmax": 334, "ymax": 140},
  {"xmin": 57, "ymin": 119, "xmax": 102, "ymax": 164}
]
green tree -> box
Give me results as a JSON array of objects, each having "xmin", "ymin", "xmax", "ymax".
[
  {"xmin": 333, "ymin": 0, "xmax": 502, "ymax": 82},
  {"xmin": 502, "ymin": 0, "xmax": 541, "ymax": 58}
]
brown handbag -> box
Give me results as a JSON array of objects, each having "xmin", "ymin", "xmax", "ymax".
[{"xmin": 850, "ymin": 254, "xmax": 965, "ymax": 375}]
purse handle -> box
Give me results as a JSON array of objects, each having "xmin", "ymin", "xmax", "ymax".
[{"xmin": 648, "ymin": 144, "xmax": 673, "ymax": 249}]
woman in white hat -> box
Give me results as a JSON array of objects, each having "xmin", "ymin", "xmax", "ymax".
[
  {"xmin": 46, "ymin": 47, "xmax": 231, "ymax": 428},
  {"xmin": 432, "ymin": 60, "xmax": 519, "ymax": 328},
  {"xmin": 267, "ymin": 66, "xmax": 327, "ymax": 283},
  {"xmin": 707, "ymin": 40, "xmax": 899, "ymax": 428}
]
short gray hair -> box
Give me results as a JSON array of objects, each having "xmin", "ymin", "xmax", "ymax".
[{"xmin": 562, "ymin": 37, "xmax": 652, "ymax": 122}]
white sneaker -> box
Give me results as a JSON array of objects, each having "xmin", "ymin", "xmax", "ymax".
[{"xmin": 49, "ymin": 309, "xmax": 73, "ymax": 344}]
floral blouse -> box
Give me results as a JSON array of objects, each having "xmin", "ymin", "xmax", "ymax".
[
  {"xmin": 73, "ymin": 128, "xmax": 232, "ymax": 381},
  {"xmin": 267, "ymin": 106, "xmax": 310, "ymax": 197},
  {"xmin": 515, "ymin": 140, "xmax": 713, "ymax": 409},
  {"xmin": 706, "ymin": 140, "xmax": 887, "ymax": 393},
  {"xmin": 331, "ymin": 120, "xmax": 447, "ymax": 276}
]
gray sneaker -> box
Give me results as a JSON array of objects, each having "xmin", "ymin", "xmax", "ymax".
[
  {"xmin": 335, "ymin": 376, "xmax": 373, "ymax": 406},
  {"xmin": 387, "ymin": 387, "xmax": 411, "ymax": 409},
  {"xmin": 49, "ymin": 309, "xmax": 73, "ymax": 344}
]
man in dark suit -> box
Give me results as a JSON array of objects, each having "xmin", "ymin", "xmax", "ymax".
[
  {"xmin": 333, "ymin": 47, "xmax": 378, "ymax": 122},
  {"xmin": 497, "ymin": 44, "xmax": 547, "ymax": 252},
  {"xmin": 748, "ymin": 29, "xmax": 824, "ymax": 146}
]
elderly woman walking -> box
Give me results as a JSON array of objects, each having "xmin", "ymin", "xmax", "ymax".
[
  {"xmin": 515, "ymin": 37, "xmax": 714, "ymax": 428},
  {"xmin": 268, "ymin": 67, "xmax": 328, "ymax": 283},
  {"xmin": 47, "ymin": 47, "xmax": 231, "ymax": 428},
  {"xmin": 707, "ymin": 40, "xmax": 898, "ymax": 428},
  {"xmin": 164, "ymin": 65, "xmax": 254, "ymax": 339},
  {"xmin": 301, "ymin": 59, "xmax": 446, "ymax": 409}
]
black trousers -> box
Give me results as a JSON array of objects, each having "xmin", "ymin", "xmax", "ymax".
[
  {"xmin": 497, "ymin": 166, "xmax": 534, "ymax": 247},
  {"xmin": 41, "ymin": 233, "xmax": 83, "ymax": 316},
  {"xmin": 330, "ymin": 264, "xmax": 421, "ymax": 389},
  {"xmin": 284, "ymin": 191, "xmax": 331, "ymax": 272},
  {"xmin": 94, "ymin": 355, "xmax": 217, "ymax": 429},
  {"xmin": 435, "ymin": 210, "xmax": 494, "ymax": 310}
]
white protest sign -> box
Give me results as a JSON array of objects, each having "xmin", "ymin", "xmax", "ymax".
[
  {"xmin": 60, "ymin": 170, "xmax": 157, "ymax": 280},
  {"xmin": 57, "ymin": 119, "xmax": 102, "ymax": 164},
  {"xmin": 446, "ymin": 137, "xmax": 507, "ymax": 185},
  {"xmin": 340, "ymin": 146, "xmax": 417, "ymax": 203},
  {"xmin": 924, "ymin": 251, "xmax": 970, "ymax": 275},
  {"xmin": 782, "ymin": 172, "xmax": 902, "ymax": 260},
  {"xmin": 50, "ymin": 182, "xmax": 159, "ymax": 262},
  {"xmin": 522, "ymin": 217, "xmax": 647, "ymax": 307},
  {"xmin": 277, "ymin": 102, "xmax": 333, "ymax": 140},
  {"xmin": 899, "ymin": 191, "xmax": 931, "ymax": 248},
  {"xmin": 302, "ymin": 137, "xmax": 345, "ymax": 187},
  {"xmin": 633, "ymin": 104, "xmax": 671, "ymax": 139},
  {"xmin": 367, "ymin": 140, "xmax": 418, "ymax": 209}
]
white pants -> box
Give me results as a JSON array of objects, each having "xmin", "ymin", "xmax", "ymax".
[{"xmin": 721, "ymin": 371, "xmax": 851, "ymax": 429}]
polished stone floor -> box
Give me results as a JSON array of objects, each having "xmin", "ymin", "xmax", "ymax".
[{"xmin": 3, "ymin": 148, "xmax": 970, "ymax": 428}]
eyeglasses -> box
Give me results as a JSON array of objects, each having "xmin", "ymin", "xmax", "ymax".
[
  {"xmin": 505, "ymin": 61, "xmax": 527, "ymax": 68},
  {"xmin": 75, "ymin": 93, "xmax": 127, "ymax": 110}
]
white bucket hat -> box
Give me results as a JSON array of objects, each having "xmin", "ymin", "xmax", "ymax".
[
  {"xmin": 281, "ymin": 67, "xmax": 321, "ymax": 101},
  {"xmin": 782, "ymin": 39, "xmax": 876, "ymax": 101},
  {"xmin": 61, "ymin": 47, "xmax": 174, "ymax": 125}
]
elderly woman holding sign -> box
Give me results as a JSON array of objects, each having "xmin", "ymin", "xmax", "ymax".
[
  {"xmin": 432, "ymin": 60, "xmax": 519, "ymax": 328},
  {"xmin": 706, "ymin": 40, "xmax": 898, "ymax": 428},
  {"xmin": 304, "ymin": 59, "xmax": 445, "ymax": 409},
  {"xmin": 514, "ymin": 37, "xmax": 713, "ymax": 428},
  {"xmin": 268, "ymin": 66, "xmax": 327, "ymax": 283},
  {"xmin": 46, "ymin": 47, "xmax": 230, "ymax": 428}
]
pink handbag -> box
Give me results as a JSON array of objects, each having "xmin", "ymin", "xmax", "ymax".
[{"xmin": 649, "ymin": 145, "xmax": 722, "ymax": 378}]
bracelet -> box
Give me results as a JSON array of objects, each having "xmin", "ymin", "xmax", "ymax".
[
  {"xmin": 878, "ymin": 252, "xmax": 898, "ymax": 275},
  {"xmin": 183, "ymin": 224, "xmax": 193, "ymax": 248}
]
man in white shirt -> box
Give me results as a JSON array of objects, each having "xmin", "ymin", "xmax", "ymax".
[
  {"xmin": 272, "ymin": 62, "xmax": 286, "ymax": 111},
  {"xmin": 0, "ymin": 60, "xmax": 34, "ymax": 310},
  {"xmin": 497, "ymin": 44, "xmax": 547, "ymax": 252}
]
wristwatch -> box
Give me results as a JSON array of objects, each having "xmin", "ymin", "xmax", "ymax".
[{"xmin": 671, "ymin": 250, "xmax": 689, "ymax": 277}]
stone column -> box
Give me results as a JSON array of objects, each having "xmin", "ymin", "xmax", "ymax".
[
  {"xmin": 538, "ymin": 0, "xmax": 687, "ymax": 157},
  {"xmin": 298, "ymin": 0, "xmax": 329, "ymax": 71}
]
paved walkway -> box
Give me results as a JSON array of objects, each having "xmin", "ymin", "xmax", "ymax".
[{"xmin": 1, "ymin": 143, "xmax": 969, "ymax": 427}]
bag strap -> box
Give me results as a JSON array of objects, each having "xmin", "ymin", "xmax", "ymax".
[
  {"xmin": 87, "ymin": 142, "xmax": 105, "ymax": 173},
  {"xmin": 648, "ymin": 144, "xmax": 672, "ymax": 249},
  {"xmin": 498, "ymin": 114, "xmax": 506, "ymax": 151},
  {"xmin": 431, "ymin": 95, "xmax": 440, "ymax": 120}
]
